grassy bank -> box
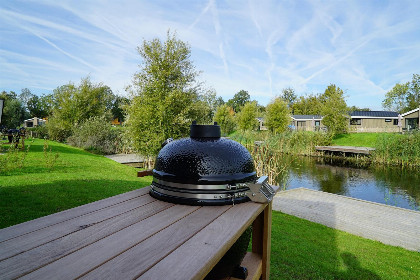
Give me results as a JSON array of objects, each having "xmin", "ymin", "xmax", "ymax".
[
  {"xmin": 332, "ymin": 133, "xmax": 379, "ymax": 147},
  {"xmin": 0, "ymin": 138, "xmax": 151, "ymax": 228}
]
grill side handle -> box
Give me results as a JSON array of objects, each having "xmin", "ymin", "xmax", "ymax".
[{"xmin": 245, "ymin": 176, "xmax": 278, "ymax": 203}]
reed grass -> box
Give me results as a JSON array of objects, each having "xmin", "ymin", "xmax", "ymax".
[
  {"xmin": 373, "ymin": 131, "xmax": 420, "ymax": 167},
  {"xmin": 231, "ymin": 131, "xmax": 332, "ymax": 187},
  {"xmin": 233, "ymin": 130, "xmax": 420, "ymax": 168},
  {"xmin": 232, "ymin": 130, "xmax": 332, "ymax": 156}
]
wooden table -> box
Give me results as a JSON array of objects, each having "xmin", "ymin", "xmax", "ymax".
[{"xmin": 0, "ymin": 186, "xmax": 273, "ymax": 280}]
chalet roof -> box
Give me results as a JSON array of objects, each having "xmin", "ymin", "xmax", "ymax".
[
  {"xmin": 349, "ymin": 111, "xmax": 399, "ymax": 118},
  {"xmin": 292, "ymin": 115, "xmax": 322, "ymax": 120},
  {"xmin": 401, "ymin": 107, "xmax": 419, "ymax": 117}
]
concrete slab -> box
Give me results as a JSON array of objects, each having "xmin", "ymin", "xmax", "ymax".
[
  {"xmin": 273, "ymin": 188, "xmax": 420, "ymax": 252},
  {"xmin": 104, "ymin": 154, "xmax": 144, "ymax": 164}
]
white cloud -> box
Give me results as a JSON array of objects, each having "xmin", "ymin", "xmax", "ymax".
[{"xmin": 0, "ymin": 0, "xmax": 419, "ymax": 109}]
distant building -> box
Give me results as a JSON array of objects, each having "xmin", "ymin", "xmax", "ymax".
[
  {"xmin": 256, "ymin": 117, "xmax": 268, "ymax": 131},
  {"xmin": 111, "ymin": 118, "xmax": 123, "ymax": 126},
  {"xmin": 256, "ymin": 107, "xmax": 420, "ymax": 133},
  {"xmin": 0, "ymin": 99, "xmax": 4, "ymax": 124},
  {"xmin": 24, "ymin": 117, "xmax": 46, "ymax": 128},
  {"xmin": 291, "ymin": 115, "xmax": 325, "ymax": 131},
  {"xmin": 401, "ymin": 107, "xmax": 419, "ymax": 131},
  {"xmin": 349, "ymin": 111, "xmax": 399, "ymax": 132}
]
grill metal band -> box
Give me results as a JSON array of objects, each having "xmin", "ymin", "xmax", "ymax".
[
  {"xmin": 150, "ymin": 184, "xmax": 248, "ymax": 200},
  {"xmin": 152, "ymin": 178, "xmax": 249, "ymax": 191}
]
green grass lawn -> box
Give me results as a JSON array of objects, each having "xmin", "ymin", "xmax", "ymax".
[
  {"xmin": 0, "ymin": 138, "xmax": 151, "ymax": 228},
  {"xmin": 1, "ymin": 138, "xmax": 419, "ymax": 279},
  {"xmin": 271, "ymin": 211, "xmax": 420, "ymax": 280},
  {"xmin": 332, "ymin": 133, "xmax": 380, "ymax": 147}
]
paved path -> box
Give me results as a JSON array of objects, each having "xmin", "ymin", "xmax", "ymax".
[
  {"xmin": 104, "ymin": 154, "xmax": 145, "ymax": 164},
  {"xmin": 273, "ymin": 188, "xmax": 420, "ymax": 252}
]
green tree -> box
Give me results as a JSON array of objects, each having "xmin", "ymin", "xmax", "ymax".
[
  {"xmin": 382, "ymin": 74, "xmax": 420, "ymax": 113},
  {"xmin": 47, "ymin": 77, "xmax": 114, "ymax": 141},
  {"xmin": 280, "ymin": 87, "xmax": 297, "ymax": 108},
  {"xmin": 27, "ymin": 94, "xmax": 52, "ymax": 118},
  {"xmin": 0, "ymin": 91, "xmax": 26, "ymax": 128},
  {"xmin": 19, "ymin": 88, "xmax": 33, "ymax": 110},
  {"xmin": 227, "ymin": 90, "xmax": 250, "ymax": 112},
  {"xmin": 265, "ymin": 98, "xmax": 290, "ymax": 133},
  {"xmin": 125, "ymin": 31, "xmax": 205, "ymax": 156},
  {"xmin": 213, "ymin": 104, "xmax": 236, "ymax": 135},
  {"xmin": 110, "ymin": 95, "xmax": 130, "ymax": 123},
  {"xmin": 291, "ymin": 94, "xmax": 323, "ymax": 115},
  {"xmin": 320, "ymin": 84, "xmax": 348, "ymax": 135},
  {"xmin": 196, "ymin": 89, "xmax": 224, "ymax": 123},
  {"xmin": 348, "ymin": 105, "xmax": 371, "ymax": 112},
  {"xmin": 236, "ymin": 101, "xmax": 258, "ymax": 131}
]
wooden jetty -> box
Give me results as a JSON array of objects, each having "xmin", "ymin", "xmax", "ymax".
[
  {"xmin": 315, "ymin": 145, "xmax": 375, "ymax": 155},
  {"xmin": 273, "ymin": 188, "xmax": 420, "ymax": 252}
]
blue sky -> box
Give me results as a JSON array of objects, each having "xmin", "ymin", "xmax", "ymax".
[{"xmin": 1, "ymin": 0, "xmax": 419, "ymax": 109}]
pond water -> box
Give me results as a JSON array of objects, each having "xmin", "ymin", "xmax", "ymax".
[{"xmin": 283, "ymin": 156, "xmax": 420, "ymax": 211}]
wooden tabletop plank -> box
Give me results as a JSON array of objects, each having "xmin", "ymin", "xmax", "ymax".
[
  {"xmin": 19, "ymin": 204, "xmax": 198, "ymax": 280},
  {"xmin": 80, "ymin": 205, "xmax": 231, "ymax": 280},
  {"xmin": 0, "ymin": 200, "xmax": 171, "ymax": 280},
  {"xmin": 0, "ymin": 187, "xmax": 149, "ymax": 242},
  {"xmin": 139, "ymin": 202, "xmax": 265, "ymax": 280},
  {"xmin": 0, "ymin": 194, "xmax": 155, "ymax": 261}
]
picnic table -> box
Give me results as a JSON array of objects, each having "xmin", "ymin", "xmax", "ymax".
[{"xmin": 0, "ymin": 186, "xmax": 275, "ymax": 280}]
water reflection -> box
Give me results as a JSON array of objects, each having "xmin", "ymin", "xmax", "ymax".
[{"xmin": 283, "ymin": 156, "xmax": 419, "ymax": 211}]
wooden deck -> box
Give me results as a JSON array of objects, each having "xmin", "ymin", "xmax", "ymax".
[
  {"xmin": 0, "ymin": 186, "xmax": 274, "ymax": 280},
  {"xmin": 273, "ymin": 188, "xmax": 420, "ymax": 252},
  {"xmin": 315, "ymin": 146, "xmax": 375, "ymax": 155}
]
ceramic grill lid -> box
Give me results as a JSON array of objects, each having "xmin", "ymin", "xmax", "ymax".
[{"xmin": 149, "ymin": 122, "xmax": 275, "ymax": 206}]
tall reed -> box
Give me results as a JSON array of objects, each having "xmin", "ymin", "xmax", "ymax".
[
  {"xmin": 248, "ymin": 142, "xmax": 291, "ymax": 188},
  {"xmin": 232, "ymin": 130, "xmax": 332, "ymax": 156},
  {"xmin": 373, "ymin": 131, "xmax": 420, "ymax": 167}
]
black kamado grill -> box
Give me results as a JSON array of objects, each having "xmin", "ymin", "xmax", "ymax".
[{"xmin": 149, "ymin": 121, "xmax": 276, "ymax": 206}]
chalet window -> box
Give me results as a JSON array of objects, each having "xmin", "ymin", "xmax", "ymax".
[
  {"xmin": 385, "ymin": 119, "xmax": 392, "ymax": 122},
  {"xmin": 350, "ymin": 118, "xmax": 361, "ymax": 125},
  {"xmin": 393, "ymin": 119, "xmax": 398, "ymax": 125},
  {"xmin": 315, "ymin": 121, "xmax": 320, "ymax": 126}
]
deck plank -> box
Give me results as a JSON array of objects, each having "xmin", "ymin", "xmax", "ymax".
[
  {"xmin": 0, "ymin": 194, "xmax": 155, "ymax": 261},
  {"xmin": 80, "ymin": 205, "xmax": 231, "ymax": 280},
  {"xmin": 0, "ymin": 187, "xmax": 149, "ymax": 243},
  {"xmin": 19, "ymin": 204, "xmax": 198, "ymax": 280},
  {"xmin": 0, "ymin": 200, "xmax": 171, "ymax": 279},
  {"xmin": 139, "ymin": 202, "xmax": 265, "ymax": 280},
  {"xmin": 273, "ymin": 188, "xmax": 420, "ymax": 251}
]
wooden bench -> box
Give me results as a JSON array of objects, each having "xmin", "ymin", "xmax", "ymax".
[{"xmin": 0, "ymin": 186, "xmax": 275, "ymax": 279}]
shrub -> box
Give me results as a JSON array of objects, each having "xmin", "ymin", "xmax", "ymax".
[
  {"xmin": 26, "ymin": 125, "xmax": 49, "ymax": 139},
  {"xmin": 0, "ymin": 141, "xmax": 30, "ymax": 174},
  {"xmin": 67, "ymin": 116, "xmax": 123, "ymax": 155},
  {"xmin": 47, "ymin": 116, "xmax": 73, "ymax": 142}
]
